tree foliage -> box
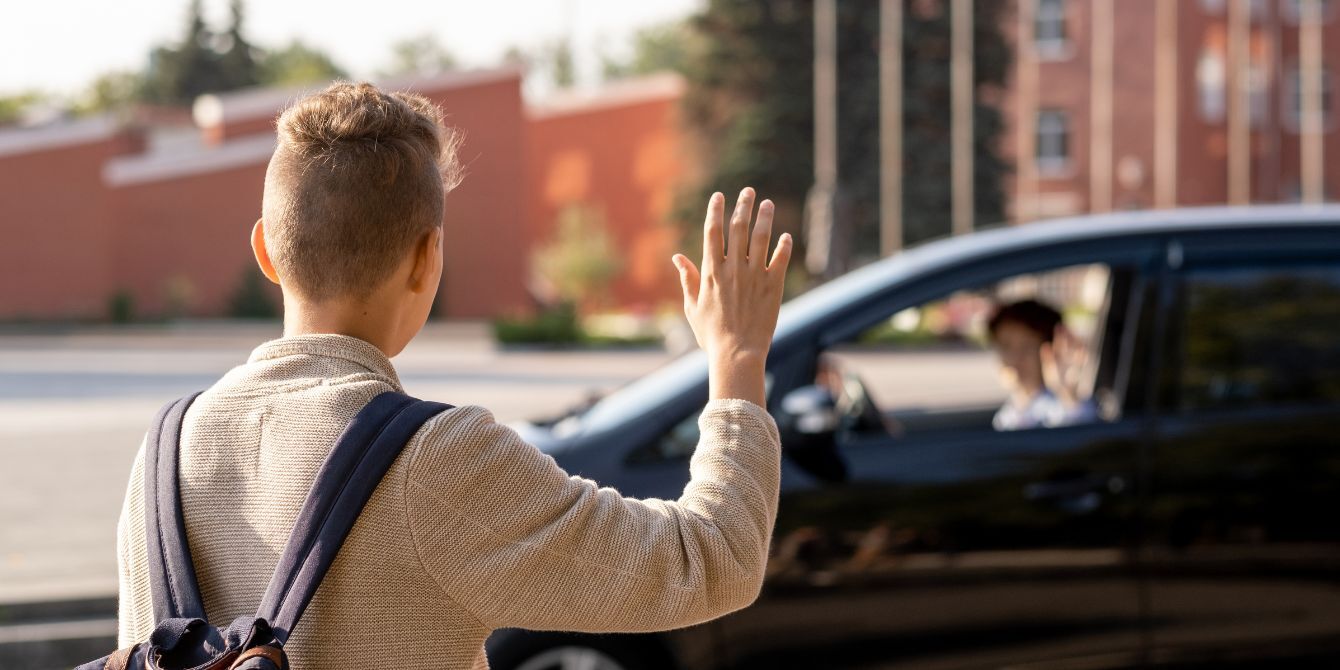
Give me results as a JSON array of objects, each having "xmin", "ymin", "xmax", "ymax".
[
  {"xmin": 0, "ymin": 91, "xmax": 48, "ymax": 126},
  {"xmin": 381, "ymin": 33, "xmax": 459, "ymax": 78},
  {"xmin": 678, "ymin": 0, "xmax": 1012, "ymax": 272},
  {"xmin": 141, "ymin": 0, "xmax": 261, "ymax": 105},
  {"xmin": 602, "ymin": 22, "xmax": 696, "ymax": 80},
  {"xmin": 61, "ymin": 1, "xmax": 345, "ymax": 115},
  {"xmin": 259, "ymin": 40, "xmax": 349, "ymax": 86},
  {"xmin": 533, "ymin": 204, "xmax": 624, "ymax": 310},
  {"xmin": 72, "ymin": 71, "xmax": 144, "ymax": 116}
]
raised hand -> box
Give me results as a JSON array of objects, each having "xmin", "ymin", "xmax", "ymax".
[
  {"xmin": 672, "ymin": 188, "xmax": 793, "ymax": 406},
  {"xmin": 1041, "ymin": 324, "xmax": 1090, "ymax": 407}
]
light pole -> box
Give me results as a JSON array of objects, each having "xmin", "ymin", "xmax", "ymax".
[
  {"xmin": 880, "ymin": 0, "xmax": 904, "ymax": 256},
  {"xmin": 805, "ymin": 0, "xmax": 840, "ymax": 278},
  {"xmin": 1301, "ymin": 0, "xmax": 1325, "ymax": 203},
  {"xmin": 1228, "ymin": 0, "xmax": 1252, "ymax": 205},
  {"xmin": 951, "ymin": 0, "xmax": 974, "ymax": 236}
]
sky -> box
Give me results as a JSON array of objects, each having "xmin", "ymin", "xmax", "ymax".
[{"xmin": 0, "ymin": 0, "xmax": 702, "ymax": 98}]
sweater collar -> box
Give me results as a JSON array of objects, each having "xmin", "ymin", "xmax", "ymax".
[{"xmin": 246, "ymin": 333, "xmax": 403, "ymax": 390}]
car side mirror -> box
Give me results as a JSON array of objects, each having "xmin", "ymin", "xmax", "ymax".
[
  {"xmin": 777, "ymin": 385, "xmax": 848, "ymax": 483},
  {"xmin": 779, "ymin": 385, "xmax": 840, "ymax": 436}
]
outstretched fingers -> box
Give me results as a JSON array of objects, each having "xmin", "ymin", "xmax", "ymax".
[
  {"xmin": 748, "ymin": 199, "xmax": 775, "ymax": 270},
  {"xmin": 767, "ymin": 232, "xmax": 794, "ymax": 278},
  {"xmin": 728, "ymin": 187, "xmax": 756, "ymax": 267},
  {"xmin": 703, "ymin": 192, "xmax": 726, "ymax": 271},
  {"xmin": 672, "ymin": 254, "xmax": 701, "ymax": 306}
]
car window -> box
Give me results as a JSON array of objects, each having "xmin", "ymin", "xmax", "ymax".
[
  {"xmin": 1175, "ymin": 262, "xmax": 1340, "ymax": 412},
  {"xmin": 822, "ymin": 263, "xmax": 1114, "ymax": 438}
]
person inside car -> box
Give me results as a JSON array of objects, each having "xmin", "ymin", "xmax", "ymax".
[{"xmin": 987, "ymin": 298, "xmax": 1098, "ymax": 431}]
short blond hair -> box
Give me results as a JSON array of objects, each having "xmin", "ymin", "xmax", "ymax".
[{"xmin": 262, "ymin": 81, "xmax": 463, "ymax": 302}]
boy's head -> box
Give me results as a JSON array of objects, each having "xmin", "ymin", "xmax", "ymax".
[
  {"xmin": 260, "ymin": 81, "xmax": 462, "ymax": 302},
  {"xmin": 252, "ymin": 82, "xmax": 462, "ymax": 354},
  {"xmin": 987, "ymin": 299, "xmax": 1063, "ymax": 392}
]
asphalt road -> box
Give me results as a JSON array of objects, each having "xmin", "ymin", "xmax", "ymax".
[
  {"xmin": 0, "ymin": 322, "xmax": 676, "ymax": 604},
  {"xmin": 0, "ymin": 321, "xmax": 1002, "ymax": 605}
]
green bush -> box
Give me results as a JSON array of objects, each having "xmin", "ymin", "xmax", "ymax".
[
  {"xmin": 493, "ymin": 302, "xmax": 582, "ymax": 345},
  {"xmin": 228, "ymin": 267, "xmax": 279, "ymax": 319},
  {"xmin": 108, "ymin": 290, "xmax": 135, "ymax": 323}
]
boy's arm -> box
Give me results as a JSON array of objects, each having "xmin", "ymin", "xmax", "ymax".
[{"xmin": 403, "ymin": 399, "xmax": 781, "ymax": 633}]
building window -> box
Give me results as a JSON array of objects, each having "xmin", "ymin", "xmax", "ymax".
[
  {"xmin": 1036, "ymin": 109, "xmax": 1070, "ymax": 176},
  {"xmin": 1284, "ymin": 0, "xmax": 1336, "ymax": 24},
  {"xmin": 1035, "ymin": 0, "xmax": 1068, "ymax": 58},
  {"xmin": 1284, "ymin": 64, "xmax": 1334, "ymax": 131},
  {"xmin": 1204, "ymin": 0, "xmax": 1271, "ymax": 19},
  {"xmin": 1197, "ymin": 28, "xmax": 1228, "ymax": 122},
  {"xmin": 1248, "ymin": 34, "xmax": 1271, "ymax": 126}
]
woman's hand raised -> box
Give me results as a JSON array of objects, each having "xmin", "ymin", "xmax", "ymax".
[{"xmin": 672, "ymin": 187, "xmax": 793, "ymax": 406}]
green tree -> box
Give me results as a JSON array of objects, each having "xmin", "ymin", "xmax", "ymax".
[
  {"xmin": 679, "ymin": 0, "xmax": 1012, "ymax": 271},
  {"xmin": 72, "ymin": 71, "xmax": 144, "ymax": 116},
  {"xmin": 228, "ymin": 266, "xmax": 279, "ymax": 319},
  {"xmin": 0, "ymin": 91, "xmax": 47, "ymax": 125},
  {"xmin": 142, "ymin": 0, "xmax": 260, "ymax": 105},
  {"xmin": 547, "ymin": 39, "xmax": 577, "ymax": 88},
  {"xmin": 382, "ymin": 33, "xmax": 458, "ymax": 77},
  {"xmin": 602, "ymin": 22, "xmax": 696, "ymax": 80},
  {"xmin": 217, "ymin": 0, "xmax": 261, "ymax": 90},
  {"xmin": 259, "ymin": 40, "xmax": 348, "ymax": 86},
  {"xmin": 533, "ymin": 204, "xmax": 623, "ymax": 310}
]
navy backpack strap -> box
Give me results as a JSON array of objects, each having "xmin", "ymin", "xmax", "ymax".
[
  {"xmin": 257, "ymin": 391, "xmax": 454, "ymax": 644},
  {"xmin": 144, "ymin": 390, "xmax": 208, "ymax": 622}
]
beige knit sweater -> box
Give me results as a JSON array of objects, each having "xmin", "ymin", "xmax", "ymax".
[{"xmin": 115, "ymin": 333, "xmax": 781, "ymax": 669}]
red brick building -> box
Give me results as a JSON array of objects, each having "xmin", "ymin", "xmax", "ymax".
[
  {"xmin": 526, "ymin": 73, "xmax": 688, "ymax": 311},
  {"xmin": 1005, "ymin": 0, "xmax": 1340, "ymax": 221},
  {"xmin": 0, "ymin": 69, "xmax": 688, "ymax": 321}
]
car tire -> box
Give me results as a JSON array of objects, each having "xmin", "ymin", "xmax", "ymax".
[{"xmin": 487, "ymin": 631, "xmax": 675, "ymax": 670}]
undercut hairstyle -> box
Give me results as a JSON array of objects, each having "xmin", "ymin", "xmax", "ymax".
[
  {"xmin": 262, "ymin": 81, "xmax": 463, "ymax": 302},
  {"xmin": 988, "ymin": 299, "xmax": 1063, "ymax": 343}
]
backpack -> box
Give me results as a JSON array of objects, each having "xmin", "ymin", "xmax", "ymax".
[{"xmin": 77, "ymin": 390, "xmax": 453, "ymax": 670}]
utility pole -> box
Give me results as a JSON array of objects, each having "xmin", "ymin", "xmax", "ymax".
[
  {"xmin": 1154, "ymin": 0, "xmax": 1179, "ymax": 209},
  {"xmin": 880, "ymin": 0, "xmax": 903, "ymax": 255},
  {"xmin": 1301, "ymin": 0, "xmax": 1325, "ymax": 203},
  {"xmin": 1090, "ymin": 0, "xmax": 1114, "ymax": 213},
  {"xmin": 805, "ymin": 0, "xmax": 840, "ymax": 277},
  {"xmin": 1016, "ymin": 0, "xmax": 1038, "ymax": 222},
  {"xmin": 951, "ymin": 0, "xmax": 974, "ymax": 236},
  {"xmin": 1227, "ymin": 0, "xmax": 1251, "ymax": 205}
]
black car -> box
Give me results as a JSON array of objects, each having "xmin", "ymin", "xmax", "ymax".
[{"xmin": 488, "ymin": 206, "xmax": 1340, "ymax": 670}]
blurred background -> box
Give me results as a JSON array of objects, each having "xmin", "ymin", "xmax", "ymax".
[{"xmin": 3, "ymin": 0, "xmax": 1340, "ymax": 667}]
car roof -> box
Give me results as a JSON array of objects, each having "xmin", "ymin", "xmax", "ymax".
[
  {"xmin": 574, "ymin": 206, "xmax": 1340, "ymax": 437},
  {"xmin": 775, "ymin": 204, "xmax": 1340, "ymax": 340}
]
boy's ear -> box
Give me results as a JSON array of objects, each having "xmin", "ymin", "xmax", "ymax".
[
  {"xmin": 251, "ymin": 218, "xmax": 281, "ymax": 285},
  {"xmin": 409, "ymin": 226, "xmax": 442, "ymax": 293}
]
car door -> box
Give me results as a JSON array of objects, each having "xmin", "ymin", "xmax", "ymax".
[
  {"xmin": 1143, "ymin": 228, "xmax": 1340, "ymax": 667},
  {"xmin": 718, "ymin": 248, "xmax": 1159, "ymax": 669}
]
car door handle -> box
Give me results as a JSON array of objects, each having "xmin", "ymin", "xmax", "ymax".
[{"xmin": 1024, "ymin": 474, "xmax": 1126, "ymax": 514}]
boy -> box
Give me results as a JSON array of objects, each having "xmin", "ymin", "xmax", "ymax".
[
  {"xmin": 987, "ymin": 299, "xmax": 1098, "ymax": 431},
  {"xmin": 114, "ymin": 82, "xmax": 793, "ymax": 668}
]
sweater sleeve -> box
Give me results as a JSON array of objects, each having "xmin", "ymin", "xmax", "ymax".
[
  {"xmin": 116, "ymin": 437, "xmax": 151, "ymax": 649},
  {"xmin": 403, "ymin": 398, "xmax": 782, "ymax": 633}
]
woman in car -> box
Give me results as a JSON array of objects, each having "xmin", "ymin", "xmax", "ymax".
[{"xmin": 987, "ymin": 299, "xmax": 1098, "ymax": 431}]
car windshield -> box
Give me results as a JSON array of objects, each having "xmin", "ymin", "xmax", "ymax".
[{"xmin": 575, "ymin": 348, "xmax": 709, "ymax": 434}]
